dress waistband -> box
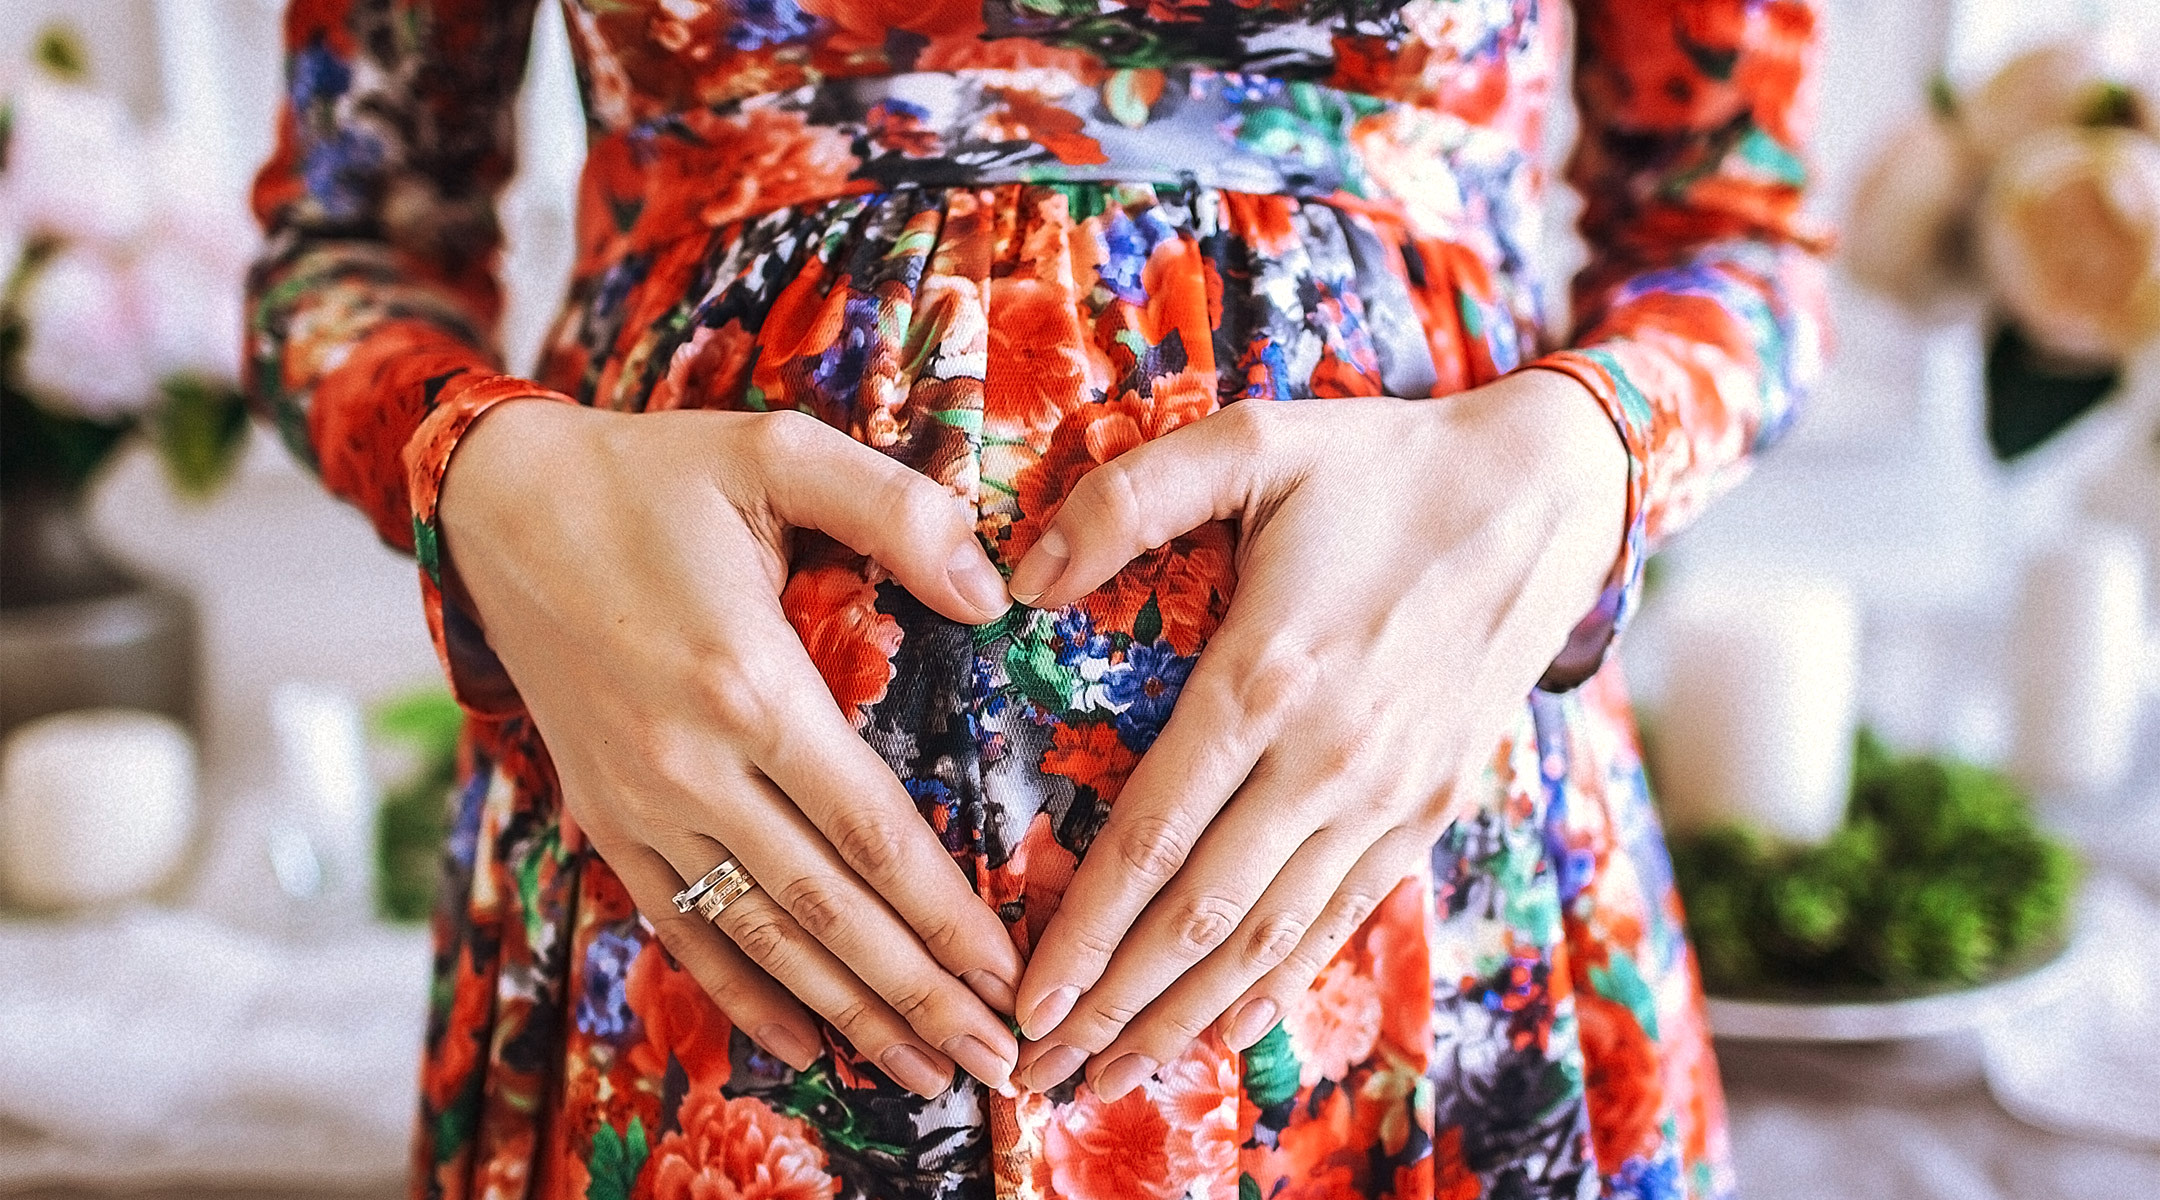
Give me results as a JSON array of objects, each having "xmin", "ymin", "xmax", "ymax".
[
  {"xmin": 780, "ymin": 67, "xmax": 1391, "ymax": 196},
  {"xmin": 603, "ymin": 67, "xmax": 1470, "ymax": 238}
]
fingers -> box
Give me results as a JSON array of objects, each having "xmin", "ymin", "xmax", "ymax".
[
  {"xmin": 1012, "ymin": 648, "xmax": 1269, "ymax": 1040},
  {"xmin": 606, "ymin": 841, "xmax": 823, "ymax": 1072},
  {"xmin": 1011, "ymin": 800, "xmax": 1331, "ymax": 1093},
  {"xmin": 1006, "ymin": 403, "xmax": 1277, "ymax": 608},
  {"xmin": 694, "ymin": 773, "xmax": 1019, "ymax": 1091},
  {"xmin": 1209, "ymin": 831, "xmax": 1425, "ymax": 1056},
  {"xmin": 644, "ymin": 831, "xmax": 981, "ymax": 1099},
  {"xmin": 748, "ymin": 410, "xmax": 1010, "ymax": 625},
  {"xmin": 747, "ymin": 664, "xmax": 1026, "ymax": 1011},
  {"xmin": 1079, "ymin": 828, "xmax": 1417, "ymax": 1101}
]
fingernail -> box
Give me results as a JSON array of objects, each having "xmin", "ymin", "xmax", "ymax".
[
  {"xmin": 964, "ymin": 969, "xmax": 1018, "ymax": 1015},
  {"xmin": 1008, "ymin": 528, "xmax": 1069, "ymax": 606},
  {"xmin": 1019, "ymin": 984, "xmax": 1079, "ymax": 1041},
  {"xmin": 1091, "ymin": 1053, "xmax": 1157, "ymax": 1102},
  {"xmin": 946, "ymin": 542, "xmax": 1012, "ymax": 617},
  {"xmin": 1025, "ymin": 1043, "xmax": 1087, "ymax": 1092},
  {"xmin": 756, "ymin": 1023, "xmax": 820, "ymax": 1072},
  {"xmin": 942, "ymin": 1033, "xmax": 1014, "ymax": 1090},
  {"xmin": 880, "ymin": 1043, "xmax": 953, "ymax": 1099},
  {"xmin": 1223, "ymin": 997, "xmax": 1280, "ymax": 1051}
]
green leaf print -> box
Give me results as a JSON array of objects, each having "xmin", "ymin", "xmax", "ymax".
[
  {"xmin": 1104, "ymin": 69, "xmax": 1157, "ymax": 129},
  {"xmin": 586, "ymin": 1116, "xmax": 650, "ymax": 1200},
  {"xmin": 413, "ymin": 516, "xmax": 441, "ymax": 585},
  {"xmin": 1004, "ymin": 610, "xmax": 1083, "ymax": 712},
  {"xmin": 1132, "ymin": 593, "xmax": 1163, "ymax": 646},
  {"xmin": 1590, "ymin": 955, "xmax": 1661, "ymax": 1041},
  {"xmin": 1240, "ymin": 1173, "xmax": 1264, "ymax": 1200},
  {"xmin": 1734, "ymin": 124, "xmax": 1807, "ymax": 187},
  {"xmin": 517, "ymin": 824, "xmax": 565, "ymax": 953},
  {"xmin": 1242, "ymin": 1023, "xmax": 1302, "ymax": 1109}
]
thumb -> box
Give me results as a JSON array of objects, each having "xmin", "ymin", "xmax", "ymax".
[
  {"xmin": 1007, "ymin": 404, "xmax": 1268, "ymax": 611},
  {"xmin": 750, "ymin": 412, "xmax": 1012, "ymax": 625}
]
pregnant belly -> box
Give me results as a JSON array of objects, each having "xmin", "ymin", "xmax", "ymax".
[{"xmin": 529, "ymin": 178, "xmax": 1523, "ymax": 946}]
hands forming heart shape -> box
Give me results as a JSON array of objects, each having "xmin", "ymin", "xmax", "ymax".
[{"xmin": 436, "ymin": 367, "xmax": 1623, "ymax": 1102}]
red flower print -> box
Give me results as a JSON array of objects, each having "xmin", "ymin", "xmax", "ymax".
[
  {"xmin": 608, "ymin": 107, "xmax": 860, "ymax": 246},
  {"xmin": 780, "ymin": 562, "xmax": 904, "ymax": 728},
  {"xmin": 864, "ymin": 100, "xmax": 943, "ymax": 157},
  {"xmin": 1733, "ymin": 0, "xmax": 1819, "ymax": 145},
  {"xmin": 1040, "ymin": 719, "xmax": 1140, "ymax": 801},
  {"xmin": 1577, "ymin": 992, "xmax": 1665, "ymax": 1175},
  {"xmin": 649, "ymin": 320, "xmax": 761, "ymax": 412},
  {"xmin": 1044, "ymin": 1085, "xmax": 1183, "ymax": 1200},
  {"xmin": 1136, "ymin": 239, "xmax": 1218, "ymax": 378},
  {"xmin": 980, "ymin": 809, "xmax": 1078, "ymax": 950},
  {"xmin": 636, "ymin": 1086, "xmax": 838, "ymax": 1200},
  {"xmin": 1365, "ymin": 879, "xmax": 1431, "ymax": 1060},
  {"xmin": 1267, "ymin": 1083, "xmax": 1359, "ymax": 1199},
  {"xmin": 1009, "ymin": 385, "xmax": 1216, "ymax": 560},
  {"xmin": 1431, "ymin": 1126, "xmax": 1482, "ymax": 1200},
  {"xmin": 422, "ymin": 944, "xmax": 489, "ymax": 1111},
  {"xmin": 916, "ymin": 36, "xmax": 1102, "ymax": 78},
  {"xmin": 988, "ymin": 275, "xmax": 1095, "ymax": 435},
  {"xmin": 983, "ymin": 89, "xmax": 1110, "ymax": 166},
  {"xmin": 1077, "ymin": 528, "xmax": 1233, "ymax": 655},
  {"xmin": 1284, "ymin": 957, "xmax": 1383, "ymax": 1088},
  {"xmin": 798, "ymin": 0, "xmax": 985, "ymax": 49},
  {"xmin": 1309, "ymin": 343, "xmax": 1384, "ymax": 398},
  {"xmin": 626, "ymin": 937, "xmax": 735, "ymax": 1088}
]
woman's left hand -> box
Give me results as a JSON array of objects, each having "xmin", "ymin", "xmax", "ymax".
[{"xmin": 1004, "ymin": 369, "xmax": 1628, "ymax": 1098}]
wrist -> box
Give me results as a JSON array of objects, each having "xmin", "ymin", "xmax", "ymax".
[{"xmin": 1473, "ymin": 369, "xmax": 1628, "ymax": 528}]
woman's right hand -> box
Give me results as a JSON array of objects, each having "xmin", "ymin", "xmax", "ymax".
[{"xmin": 436, "ymin": 401, "xmax": 1022, "ymax": 1098}]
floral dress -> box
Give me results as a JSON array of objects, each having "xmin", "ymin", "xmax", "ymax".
[{"xmin": 247, "ymin": 1, "xmax": 1827, "ymax": 1197}]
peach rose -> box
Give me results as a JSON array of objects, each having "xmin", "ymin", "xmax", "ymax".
[
  {"xmin": 1844, "ymin": 110, "xmax": 1985, "ymax": 313},
  {"xmin": 1283, "ymin": 957, "xmax": 1383, "ymax": 1088},
  {"xmin": 639, "ymin": 1088, "xmax": 838, "ymax": 1200},
  {"xmin": 1960, "ymin": 40, "xmax": 2149, "ymax": 164},
  {"xmin": 1979, "ymin": 125, "xmax": 2160, "ymax": 360}
]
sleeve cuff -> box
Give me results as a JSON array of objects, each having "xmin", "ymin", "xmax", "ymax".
[
  {"xmin": 402, "ymin": 371, "xmax": 579, "ymax": 717},
  {"xmin": 1522, "ymin": 348, "xmax": 1651, "ymax": 693}
]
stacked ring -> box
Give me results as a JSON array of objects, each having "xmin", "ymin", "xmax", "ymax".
[{"xmin": 673, "ymin": 856, "xmax": 757, "ymax": 922}]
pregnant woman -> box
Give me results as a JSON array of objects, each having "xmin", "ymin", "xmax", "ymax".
[{"xmin": 249, "ymin": 0, "xmax": 1824, "ymax": 1196}]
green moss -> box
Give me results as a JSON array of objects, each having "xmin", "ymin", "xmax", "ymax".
[
  {"xmin": 1669, "ymin": 732, "xmax": 2079, "ymax": 994},
  {"xmin": 373, "ymin": 687, "xmax": 465, "ymax": 923}
]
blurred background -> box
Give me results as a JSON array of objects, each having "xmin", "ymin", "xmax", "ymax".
[{"xmin": 0, "ymin": 0, "xmax": 2156, "ymax": 1197}]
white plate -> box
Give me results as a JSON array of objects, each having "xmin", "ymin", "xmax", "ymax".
[{"xmin": 1705, "ymin": 944, "xmax": 2087, "ymax": 1043}]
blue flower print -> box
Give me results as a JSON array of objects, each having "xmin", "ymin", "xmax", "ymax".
[
  {"xmin": 1106, "ymin": 639, "xmax": 1194, "ymax": 752},
  {"xmin": 575, "ymin": 926, "xmax": 644, "ymax": 1042}
]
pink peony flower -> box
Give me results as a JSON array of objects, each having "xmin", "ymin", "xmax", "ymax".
[
  {"xmin": 18, "ymin": 243, "xmax": 158, "ymax": 419},
  {"xmin": 639, "ymin": 1087, "xmax": 838, "ymax": 1200},
  {"xmin": 0, "ymin": 77, "xmax": 152, "ymax": 246},
  {"xmin": 1283, "ymin": 957, "xmax": 1383, "ymax": 1088}
]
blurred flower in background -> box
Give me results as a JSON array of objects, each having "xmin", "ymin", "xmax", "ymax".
[
  {"xmin": 0, "ymin": 23, "xmax": 255, "ymax": 499},
  {"xmin": 1847, "ymin": 36, "xmax": 2160, "ymax": 461}
]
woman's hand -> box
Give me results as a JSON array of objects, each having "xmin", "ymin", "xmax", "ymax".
[
  {"xmin": 438, "ymin": 402, "xmax": 1023, "ymax": 1098},
  {"xmin": 1002, "ymin": 370, "xmax": 1627, "ymax": 1097}
]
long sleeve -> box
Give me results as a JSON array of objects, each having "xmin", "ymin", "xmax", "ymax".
[
  {"xmin": 247, "ymin": 0, "xmax": 575, "ymax": 711},
  {"xmin": 1531, "ymin": 0, "xmax": 1832, "ymax": 689}
]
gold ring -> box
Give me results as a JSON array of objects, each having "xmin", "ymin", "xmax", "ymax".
[{"xmin": 673, "ymin": 856, "xmax": 755, "ymax": 920}]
